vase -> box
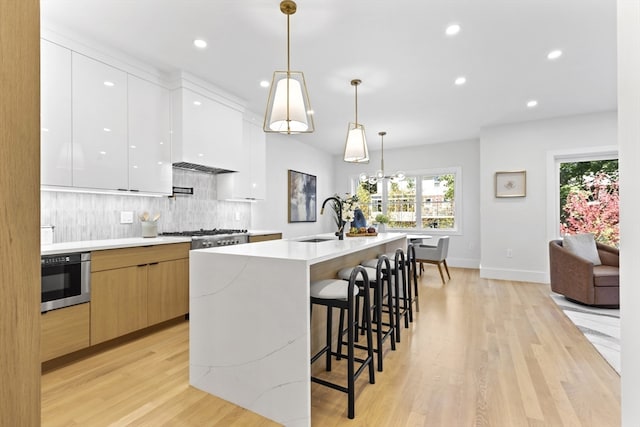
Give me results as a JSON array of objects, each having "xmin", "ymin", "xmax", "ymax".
[{"xmin": 378, "ymin": 223, "xmax": 386, "ymax": 233}]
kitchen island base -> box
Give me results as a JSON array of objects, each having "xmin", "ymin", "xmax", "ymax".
[{"xmin": 189, "ymin": 233, "xmax": 407, "ymax": 426}]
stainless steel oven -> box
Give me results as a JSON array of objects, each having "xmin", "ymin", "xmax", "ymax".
[{"xmin": 41, "ymin": 252, "xmax": 91, "ymax": 312}]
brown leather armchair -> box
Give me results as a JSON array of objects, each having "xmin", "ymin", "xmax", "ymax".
[{"xmin": 549, "ymin": 239, "xmax": 619, "ymax": 307}]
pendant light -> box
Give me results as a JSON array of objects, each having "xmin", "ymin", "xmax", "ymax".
[
  {"xmin": 359, "ymin": 131, "xmax": 405, "ymax": 184},
  {"xmin": 343, "ymin": 79, "xmax": 369, "ymax": 163},
  {"xmin": 264, "ymin": 0, "xmax": 314, "ymax": 134}
]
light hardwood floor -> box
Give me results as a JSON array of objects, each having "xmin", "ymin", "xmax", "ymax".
[{"xmin": 42, "ymin": 268, "xmax": 620, "ymax": 426}]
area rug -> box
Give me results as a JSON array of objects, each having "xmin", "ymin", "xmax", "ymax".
[{"xmin": 550, "ymin": 293, "xmax": 620, "ymax": 374}]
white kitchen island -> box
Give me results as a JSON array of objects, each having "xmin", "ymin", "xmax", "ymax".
[{"xmin": 189, "ymin": 232, "xmax": 407, "ymax": 426}]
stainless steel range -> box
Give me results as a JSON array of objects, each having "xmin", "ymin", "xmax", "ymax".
[{"xmin": 161, "ymin": 229, "xmax": 249, "ymax": 249}]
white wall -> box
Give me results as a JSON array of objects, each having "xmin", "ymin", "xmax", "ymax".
[
  {"xmin": 618, "ymin": 0, "xmax": 640, "ymax": 424},
  {"xmin": 251, "ymin": 133, "xmax": 336, "ymax": 238},
  {"xmin": 334, "ymin": 138, "xmax": 481, "ymax": 268},
  {"xmin": 479, "ymin": 111, "xmax": 618, "ymax": 283}
]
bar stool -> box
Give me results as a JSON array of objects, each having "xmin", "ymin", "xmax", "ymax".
[
  {"xmin": 405, "ymin": 243, "xmax": 420, "ymax": 315},
  {"xmin": 310, "ymin": 266, "xmax": 375, "ymax": 419},
  {"xmin": 362, "ymin": 249, "xmax": 412, "ymax": 342},
  {"xmin": 336, "ymin": 256, "xmax": 396, "ymax": 372}
]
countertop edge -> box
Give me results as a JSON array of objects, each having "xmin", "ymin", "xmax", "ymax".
[
  {"xmin": 191, "ymin": 233, "xmax": 407, "ymax": 264},
  {"xmin": 41, "ymin": 237, "xmax": 192, "ymax": 255}
]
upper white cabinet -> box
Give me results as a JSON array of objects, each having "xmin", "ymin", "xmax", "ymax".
[
  {"xmin": 172, "ymin": 87, "xmax": 243, "ymax": 172},
  {"xmin": 40, "ymin": 36, "xmax": 174, "ymax": 195},
  {"xmin": 41, "ymin": 40, "xmax": 72, "ymax": 187},
  {"xmin": 217, "ymin": 118, "xmax": 266, "ymax": 200},
  {"xmin": 72, "ymin": 54, "xmax": 128, "ymax": 190},
  {"xmin": 127, "ymin": 75, "xmax": 172, "ymax": 194}
]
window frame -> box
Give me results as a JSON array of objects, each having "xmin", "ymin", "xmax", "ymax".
[{"xmin": 351, "ymin": 166, "xmax": 463, "ymax": 235}]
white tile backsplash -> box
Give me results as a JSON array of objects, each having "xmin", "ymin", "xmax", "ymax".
[{"xmin": 41, "ymin": 169, "xmax": 251, "ymax": 243}]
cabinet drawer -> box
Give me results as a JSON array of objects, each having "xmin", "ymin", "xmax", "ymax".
[
  {"xmin": 249, "ymin": 233, "xmax": 282, "ymax": 243},
  {"xmin": 92, "ymin": 243, "xmax": 190, "ymax": 272},
  {"xmin": 41, "ymin": 303, "xmax": 90, "ymax": 362}
]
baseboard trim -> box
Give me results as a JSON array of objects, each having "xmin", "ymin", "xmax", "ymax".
[
  {"xmin": 480, "ymin": 267, "xmax": 549, "ymax": 284},
  {"xmin": 447, "ymin": 257, "xmax": 480, "ymax": 269}
]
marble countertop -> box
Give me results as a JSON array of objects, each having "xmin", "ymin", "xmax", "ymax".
[
  {"xmin": 40, "ymin": 230, "xmax": 284, "ymax": 255},
  {"xmin": 191, "ymin": 232, "xmax": 407, "ymax": 264},
  {"xmin": 41, "ymin": 236, "xmax": 192, "ymax": 255}
]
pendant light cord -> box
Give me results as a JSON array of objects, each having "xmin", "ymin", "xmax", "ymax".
[
  {"xmin": 380, "ymin": 132, "xmax": 385, "ymax": 175},
  {"xmin": 354, "ymin": 83, "xmax": 358, "ymax": 126},
  {"xmin": 286, "ymin": 12, "xmax": 291, "ymax": 132}
]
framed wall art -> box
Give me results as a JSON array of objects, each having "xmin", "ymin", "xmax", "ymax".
[
  {"xmin": 495, "ymin": 170, "xmax": 526, "ymax": 198},
  {"xmin": 288, "ymin": 169, "xmax": 317, "ymax": 222}
]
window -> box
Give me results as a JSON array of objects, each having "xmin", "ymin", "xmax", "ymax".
[
  {"xmin": 558, "ymin": 159, "xmax": 619, "ymax": 247},
  {"xmin": 354, "ymin": 167, "xmax": 461, "ymax": 232}
]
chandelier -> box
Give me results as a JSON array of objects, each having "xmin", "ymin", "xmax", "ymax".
[{"xmin": 359, "ymin": 131, "xmax": 405, "ymax": 184}]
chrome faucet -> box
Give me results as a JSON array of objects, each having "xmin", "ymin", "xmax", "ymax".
[{"xmin": 320, "ymin": 196, "xmax": 344, "ymax": 240}]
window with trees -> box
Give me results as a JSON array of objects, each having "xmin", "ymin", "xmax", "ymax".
[
  {"xmin": 559, "ymin": 159, "xmax": 619, "ymax": 247},
  {"xmin": 354, "ymin": 168, "xmax": 460, "ymax": 232}
]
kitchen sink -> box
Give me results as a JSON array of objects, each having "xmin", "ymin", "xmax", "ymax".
[{"xmin": 298, "ymin": 238, "xmax": 334, "ymax": 243}]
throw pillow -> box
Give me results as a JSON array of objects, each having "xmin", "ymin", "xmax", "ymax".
[{"xmin": 563, "ymin": 233, "xmax": 602, "ymax": 265}]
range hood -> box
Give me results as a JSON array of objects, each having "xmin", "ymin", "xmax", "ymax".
[
  {"xmin": 171, "ymin": 74, "xmax": 245, "ymax": 175},
  {"xmin": 172, "ymin": 162, "xmax": 235, "ymax": 175}
]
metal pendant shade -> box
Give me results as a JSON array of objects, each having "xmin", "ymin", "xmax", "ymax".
[
  {"xmin": 264, "ymin": 0, "xmax": 314, "ymax": 134},
  {"xmin": 343, "ymin": 79, "xmax": 369, "ymax": 163}
]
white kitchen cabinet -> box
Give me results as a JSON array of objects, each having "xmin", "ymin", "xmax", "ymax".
[
  {"xmin": 72, "ymin": 53, "xmax": 128, "ymax": 190},
  {"xmin": 127, "ymin": 75, "xmax": 172, "ymax": 195},
  {"xmin": 41, "ymin": 40, "xmax": 72, "ymax": 187},
  {"xmin": 217, "ymin": 118, "xmax": 266, "ymax": 200},
  {"xmin": 172, "ymin": 87, "xmax": 243, "ymax": 172}
]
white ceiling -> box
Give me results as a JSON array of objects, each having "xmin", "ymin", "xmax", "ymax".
[{"xmin": 40, "ymin": 0, "xmax": 617, "ymax": 155}]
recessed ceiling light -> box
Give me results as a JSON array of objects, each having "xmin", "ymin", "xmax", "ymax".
[
  {"xmin": 454, "ymin": 76, "xmax": 467, "ymax": 85},
  {"xmin": 193, "ymin": 101, "xmax": 202, "ymax": 106},
  {"xmin": 130, "ymin": 145, "xmax": 137, "ymax": 149},
  {"xmin": 547, "ymin": 49, "xmax": 563, "ymax": 60},
  {"xmin": 103, "ymin": 81, "xmax": 115, "ymax": 87},
  {"xmin": 445, "ymin": 24, "xmax": 461, "ymax": 36},
  {"xmin": 527, "ymin": 100, "xmax": 538, "ymax": 108},
  {"xmin": 103, "ymin": 128, "xmax": 111, "ymax": 132},
  {"xmin": 260, "ymin": 80, "xmax": 270, "ymax": 88},
  {"xmin": 193, "ymin": 39, "xmax": 207, "ymax": 49}
]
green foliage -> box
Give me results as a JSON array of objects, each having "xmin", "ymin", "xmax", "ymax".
[
  {"xmin": 375, "ymin": 214, "xmax": 389, "ymax": 224},
  {"xmin": 559, "ymin": 160, "xmax": 618, "ymax": 222}
]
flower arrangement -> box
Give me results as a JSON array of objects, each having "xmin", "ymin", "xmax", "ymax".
[{"xmin": 331, "ymin": 193, "xmax": 359, "ymax": 228}]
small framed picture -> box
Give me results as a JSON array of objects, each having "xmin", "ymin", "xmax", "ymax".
[{"xmin": 495, "ymin": 170, "xmax": 526, "ymax": 198}]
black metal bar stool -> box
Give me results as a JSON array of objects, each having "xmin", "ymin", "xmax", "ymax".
[
  {"xmin": 405, "ymin": 243, "xmax": 420, "ymax": 315},
  {"xmin": 310, "ymin": 266, "xmax": 375, "ymax": 419},
  {"xmin": 362, "ymin": 249, "xmax": 412, "ymax": 342},
  {"xmin": 337, "ymin": 256, "xmax": 396, "ymax": 372}
]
